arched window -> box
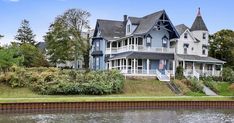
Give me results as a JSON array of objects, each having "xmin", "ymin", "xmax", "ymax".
[
  {"xmin": 146, "ymin": 34, "xmax": 152, "ymax": 47},
  {"xmin": 162, "ymin": 35, "xmax": 168, "ymax": 48}
]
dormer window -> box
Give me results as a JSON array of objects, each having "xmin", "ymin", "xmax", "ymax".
[
  {"xmin": 184, "ymin": 33, "xmax": 188, "ymax": 39},
  {"xmin": 203, "ymin": 33, "xmax": 206, "ymax": 39},
  {"xmin": 127, "ymin": 24, "xmax": 130, "ymax": 33}
]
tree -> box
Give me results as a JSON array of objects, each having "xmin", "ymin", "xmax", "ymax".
[
  {"xmin": 0, "ymin": 45, "xmax": 24, "ymax": 73},
  {"xmin": 0, "ymin": 35, "xmax": 3, "ymax": 39},
  {"xmin": 57, "ymin": 9, "xmax": 91, "ymax": 69},
  {"xmin": 15, "ymin": 19, "xmax": 36, "ymax": 45},
  {"xmin": 45, "ymin": 8, "xmax": 91, "ymax": 69},
  {"xmin": 209, "ymin": 29, "xmax": 234, "ymax": 69},
  {"xmin": 45, "ymin": 21, "xmax": 74, "ymax": 64},
  {"xmin": 19, "ymin": 43, "xmax": 49, "ymax": 67}
]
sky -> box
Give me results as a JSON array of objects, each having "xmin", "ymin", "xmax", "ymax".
[{"xmin": 0, "ymin": 0, "xmax": 234, "ymax": 45}]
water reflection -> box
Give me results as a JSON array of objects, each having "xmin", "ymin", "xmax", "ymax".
[{"xmin": 0, "ymin": 109, "xmax": 234, "ymax": 123}]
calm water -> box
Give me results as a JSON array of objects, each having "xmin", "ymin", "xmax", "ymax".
[{"xmin": 1, "ymin": 109, "xmax": 234, "ymax": 123}]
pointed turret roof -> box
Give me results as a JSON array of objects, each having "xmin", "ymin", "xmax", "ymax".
[{"xmin": 191, "ymin": 8, "xmax": 208, "ymax": 31}]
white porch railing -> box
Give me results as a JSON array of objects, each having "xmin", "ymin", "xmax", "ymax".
[{"xmin": 105, "ymin": 45, "xmax": 175, "ymax": 54}]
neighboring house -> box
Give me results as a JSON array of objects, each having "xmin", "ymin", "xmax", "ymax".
[
  {"xmin": 174, "ymin": 8, "xmax": 225, "ymax": 78},
  {"xmin": 90, "ymin": 8, "xmax": 225, "ymax": 81},
  {"xmin": 91, "ymin": 10, "xmax": 179, "ymax": 81}
]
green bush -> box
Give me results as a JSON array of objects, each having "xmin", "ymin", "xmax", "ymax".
[
  {"xmin": 203, "ymin": 80, "xmax": 219, "ymax": 93},
  {"xmin": 0, "ymin": 67, "xmax": 124, "ymax": 95},
  {"xmin": 222, "ymin": 67, "xmax": 234, "ymax": 82},
  {"xmin": 175, "ymin": 66, "xmax": 184, "ymax": 80},
  {"xmin": 187, "ymin": 78, "xmax": 204, "ymax": 93}
]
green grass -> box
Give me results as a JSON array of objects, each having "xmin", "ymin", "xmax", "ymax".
[
  {"xmin": 216, "ymin": 82, "xmax": 234, "ymax": 96},
  {"xmin": 185, "ymin": 91, "xmax": 206, "ymax": 96},
  {"xmin": 1, "ymin": 80, "xmax": 234, "ymax": 103}
]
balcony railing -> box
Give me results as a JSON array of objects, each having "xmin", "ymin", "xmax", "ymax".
[{"xmin": 105, "ymin": 45, "xmax": 175, "ymax": 54}]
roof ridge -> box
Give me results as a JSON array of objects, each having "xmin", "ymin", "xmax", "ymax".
[{"xmin": 97, "ymin": 19, "xmax": 123, "ymax": 22}]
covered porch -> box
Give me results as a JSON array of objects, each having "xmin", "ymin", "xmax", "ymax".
[
  {"xmin": 177, "ymin": 54, "xmax": 225, "ymax": 78},
  {"xmin": 107, "ymin": 52, "xmax": 175, "ymax": 81}
]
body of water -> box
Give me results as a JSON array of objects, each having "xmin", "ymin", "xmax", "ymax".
[{"xmin": 0, "ymin": 109, "xmax": 234, "ymax": 123}]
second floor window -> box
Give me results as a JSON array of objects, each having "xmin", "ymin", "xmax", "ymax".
[
  {"xmin": 162, "ymin": 36, "xmax": 168, "ymax": 48},
  {"xmin": 95, "ymin": 57, "xmax": 100, "ymax": 69},
  {"xmin": 95, "ymin": 41, "xmax": 100, "ymax": 51},
  {"xmin": 127, "ymin": 24, "xmax": 130, "ymax": 33},
  {"xmin": 146, "ymin": 34, "xmax": 152, "ymax": 47},
  {"xmin": 202, "ymin": 49, "xmax": 206, "ymax": 55},
  {"xmin": 184, "ymin": 33, "xmax": 188, "ymax": 39},
  {"xmin": 183, "ymin": 44, "xmax": 189, "ymax": 54},
  {"xmin": 203, "ymin": 33, "xmax": 206, "ymax": 39}
]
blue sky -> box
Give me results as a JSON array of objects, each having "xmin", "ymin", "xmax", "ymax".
[{"xmin": 0, "ymin": 0, "xmax": 234, "ymax": 45}]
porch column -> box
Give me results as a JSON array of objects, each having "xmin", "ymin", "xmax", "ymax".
[
  {"xmin": 126, "ymin": 58, "xmax": 128, "ymax": 73},
  {"xmin": 147, "ymin": 59, "xmax": 150, "ymax": 74},
  {"xmin": 109, "ymin": 60, "xmax": 112, "ymax": 70},
  {"xmin": 120, "ymin": 59, "xmax": 122, "ymax": 70},
  {"xmin": 202, "ymin": 63, "xmax": 205, "ymax": 75},
  {"xmin": 212, "ymin": 64, "xmax": 215, "ymax": 76},
  {"xmin": 134, "ymin": 58, "xmax": 136, "ymax": 74},
  {"xmin": 183, "ymin": 61, "xmax": 185, "ymax": 69},
  {"xmin": 117, "ymin": 41, "xmax": 119, "ymax": 52},
  {"xmin": 221, "ymin": 64, "xmax": 223, "ymax": 71},
  {"xmin": 127, "ymin": 38, "xmax": 130, "ymax": 51},
  {"xmin": 172, "ymin": 60, "xmax": 175, "ymax": 76},
  {"xmin": 110, "ymin": 42, "xmax": 112, "ymax": 56},
  {"xmin": 192, "ymin": 62, "xmax": 195, "ymax": 74}
]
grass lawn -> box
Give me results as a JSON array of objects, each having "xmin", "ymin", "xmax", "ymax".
[
  {"xmin": 216, "ymin": 82, "xmax": 234, "ymax": 96},
  {"xmin": 1, "ymin": 80, "xmax": 234, "ymax": 103}
]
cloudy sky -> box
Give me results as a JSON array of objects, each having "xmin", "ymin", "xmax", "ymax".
[{"xmin": 0, "ymin": 0, "xmax": 234, "ymax": 45}]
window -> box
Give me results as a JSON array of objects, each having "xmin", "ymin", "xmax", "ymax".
[
  {"xmin": 184, "ymin": 48, "xmax": 188, "ymax": 54},
  {"xmin": 184, "ymin": 33, "xmax": 188, "ymax": 39},
  {"xmin": 192, "ymin": 47, "xmax": 194, "ymax": 51},
  {"xmin": 162, "ymin": 36, "xmax": 168, "ymax": 48},
  {"xmin": 138, "ymin": 37, "xmax": 143, "ymax": 45},
  {"xmin": 95, "ymin": 57, "xmax": 100, "ymax": 69},
  {"xmin": 127, "ymin": 24, "xmax": 130, "ymax": 33},
  {"xmin": 107, "ymin": 42, "xmax": 110, "ymax": 48},
  {"xmin": 202, "ymin": 49, "xmax": 206, "ymax": 55},
  {"xmin": 95, "ymin": 41, "xmax": 100, "ymax": 51},
  {"xmin": 146, "ymin": 35, "xmax": 152, "ymax": 44},
  {"xmin": 203, "ymin": 33, "xmax": 206, "ymax": 39}
]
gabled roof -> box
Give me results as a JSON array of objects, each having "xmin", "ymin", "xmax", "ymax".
[
  {"xmin": 177, "ymin": 54, "xmax": 225, "ymax": 63},
  {"xmin": 128, "ymin": 17, "xmax": 142, "ymax": 25},
  {"xmin": 190, "ymin": 9, "xmax": 208, "ymax": 31},
  {"xmin": 175, "ymin": 24, "xmax": 189, "ymax": 35},
  {"xmin": 94, "ymin": 19, "xmax": 125, "ymax": 40},
  {"xmin": 133, "ymin": 10, "xmax": 164, "ymax": 35}
]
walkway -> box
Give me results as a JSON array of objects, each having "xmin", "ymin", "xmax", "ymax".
[{"xmin": 203, "ymin": 86, "xmax": 218, "ymax": 96}]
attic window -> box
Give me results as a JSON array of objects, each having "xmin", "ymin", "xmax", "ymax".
[
  {"xmin": 184, "ymin": 33, "xmax": 188, "ymax": 39},
  {"xmin": 127, "ymin": 24, "xmax": 130, "ymax": 33}
]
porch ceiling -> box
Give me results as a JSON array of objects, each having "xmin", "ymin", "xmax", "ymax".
[
  {"xmin": 109, "ymin": 51, "xmax": 174, "ymax": 60},
  {"xmin": 177, "ymin": 54, "xmax": 225, "ymax": 64}
]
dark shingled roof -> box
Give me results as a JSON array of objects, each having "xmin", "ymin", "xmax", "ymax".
[
  {"xmin": 175, "ymin": 24, "xmax": 189, "ymax": 35},
  {"xmin": 109, "ymin": 51, "xmax": 174, "ymax": 60},
  {"xmin": 191, "ymin": 15, "xmax": 208, "ymax": 31},
  {"xmin": 128, "ymin": 17, "xmax": 142, "ymax": 25},
  {"xmin": 133, "ymin": 10, "xmax": 164, "ymax": 35},
  {"xmin": 96, "ymin": 19, "xmax": 125, "ymax": 40},
  {"xmin": 177, "ymin": 54, "xmax": 225, "ymax": 63}
]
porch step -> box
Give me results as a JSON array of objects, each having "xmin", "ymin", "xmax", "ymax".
[
  {"xmin": 165, "ymin": 81, "xmax": 181, "ymax": 94},
  {"xmin": 157, "ymin": 75, "xmax": 170, "ymax": 82}
]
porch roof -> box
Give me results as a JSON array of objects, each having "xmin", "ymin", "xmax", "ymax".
[
  {"xmin": 177, "ymin": 54, "xmax": 225, "ymax": 64},
  {"xmin": 109, "ymin": 51, "xmax": 174, "ymax": 60}
]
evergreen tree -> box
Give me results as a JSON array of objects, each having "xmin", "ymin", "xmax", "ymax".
[{"xmin": 15, "ymin": 19, "xmax": 36, "ymax": 45}]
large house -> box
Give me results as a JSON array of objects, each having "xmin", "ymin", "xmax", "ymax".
[{"xmin": 91, "ymin": 8, "xmax": 225, "ymax": 81}]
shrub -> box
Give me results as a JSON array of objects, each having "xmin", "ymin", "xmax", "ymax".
[
  {"xmin": 175, "ymin": 66, "xmax": 184, "ymax": 80},
  {"xmin": 203, "ymin": 80, "xmax": 219, "ymax": 93},
  {"xmin": 182, "ymin": 78, "xmax": 203, "ymax": 93},
  {"xmin": 222, "ymin": 67, "xmax": 234, "ymax": 82}
]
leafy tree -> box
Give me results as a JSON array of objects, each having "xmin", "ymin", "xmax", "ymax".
[
  {"xmin": 0, "ymin": 45, "xmax": 24, "ymax": 73},
  {"xmin": 15, "ymin": 19, "xmax": 36, "ymax": 45},
  {"xmin": 0, "ymin": 35, "xmax": 3, "ymax": 39},
  {"xmin": 44, "ymin": 21, "xmax": 74, "ymax": 64},
  {"xmin": 209, "ymin": 29, "xmax": 234, "ymax": 69},
  {"xmin": 175, "ymin": 66, "xmax": 184, "ymax": 80},
  {"xmin": 19, "ymin": 43, "xmax": 49, "ymax": 67},
  {"xmin": 45, "ymin": 8, "xmax": 91, "ymax": 69}
]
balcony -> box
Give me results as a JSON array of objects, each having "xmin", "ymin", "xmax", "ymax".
[{"xmin": 105, "ymin": 45, "xmax": 175, "ymax": 54}]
